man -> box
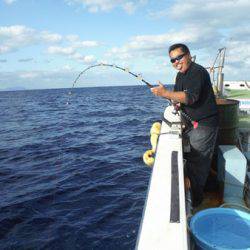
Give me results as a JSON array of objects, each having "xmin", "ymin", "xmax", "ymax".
[{"xmin": 151, "ymin": 43, "xmax": 218, "ymax": 207}]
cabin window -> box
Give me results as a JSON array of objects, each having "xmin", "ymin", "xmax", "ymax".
[{"xmin": 225, "ymin": 84, "xmax": 230, "ymax": 87}]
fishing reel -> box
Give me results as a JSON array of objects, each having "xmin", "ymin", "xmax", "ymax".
[{"xmin": 163, "ymin": 105, "xmax": 182, "ymax": 128}]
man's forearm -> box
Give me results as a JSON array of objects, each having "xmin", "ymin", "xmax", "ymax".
[
  {"xmin": 150, "ymin": 83, "xmax": 188, "ymax": 104},
  {"xmin": 163, "ymin": 90, "xmax": 188, "ymax": 104}
]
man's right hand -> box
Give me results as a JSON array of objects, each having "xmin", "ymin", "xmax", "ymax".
[{"xmin": 150, "ymin": 81, "xmax": 168, "ymax": 98}]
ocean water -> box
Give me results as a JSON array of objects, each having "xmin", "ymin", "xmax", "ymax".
[{"xmin": 0, "ymin": 85, "xmax": 169, "ymax": 250}]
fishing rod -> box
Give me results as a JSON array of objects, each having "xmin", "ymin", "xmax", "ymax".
[
  {"xmin": 71, "ymin": 63, "xmax": 153, "ymax": 89},
  {"xmin": 66, "ymin": 63, "xmax": 153, "ymax": 106},
  {"xmin": 68, "ymin": 62, "xmax": 196, "ymax": 128}
]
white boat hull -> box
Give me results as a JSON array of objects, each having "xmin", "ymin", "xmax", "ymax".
[{"xmin": 136, "ymin": 106, "xmax": 188, "ymax": 250}]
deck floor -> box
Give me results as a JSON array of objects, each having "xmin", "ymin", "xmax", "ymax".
[{"xmin": 193, "ymin": 190, "xmax": 223, "ymax": 214}]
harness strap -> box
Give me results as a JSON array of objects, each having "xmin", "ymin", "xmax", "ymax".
[{"xmin": 162, "ymin": 116, "xmax": 181, "ymax": 127}]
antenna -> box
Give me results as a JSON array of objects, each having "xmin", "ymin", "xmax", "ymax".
[{"xmin": 207, "ymin": 48, "xmax": 226, "ymax": 97}]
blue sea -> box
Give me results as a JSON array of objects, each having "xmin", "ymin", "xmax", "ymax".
[{"xmin": 0, "ymin": 85, "xmax": 169, "ymax": 250}]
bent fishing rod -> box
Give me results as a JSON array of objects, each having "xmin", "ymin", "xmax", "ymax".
[
  {"xmin": 71, "ymin": 63, "xmax": 153, "ymax": 89},
  {"xmin": 69, "ymin": 63, "xmax": 197, "ymax": 127}
]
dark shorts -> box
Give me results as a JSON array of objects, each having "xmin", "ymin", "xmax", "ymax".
[{"xmin": 184, "ymin": 125, "xmax": 219, "ymax": 207}]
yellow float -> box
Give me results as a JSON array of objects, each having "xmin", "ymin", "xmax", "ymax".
[{"xmin": 143, "ymin": 122, "xmax": 161, "ymax": 167}]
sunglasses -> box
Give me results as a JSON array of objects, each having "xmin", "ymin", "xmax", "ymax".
[{"xmin": 170, "ymin": 53, "xmax": 186, "ymax": 63}]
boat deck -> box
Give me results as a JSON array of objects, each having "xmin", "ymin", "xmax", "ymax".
[{"xmin": 194, "ymin": 190, "xmax": 223, "ymax": 214}]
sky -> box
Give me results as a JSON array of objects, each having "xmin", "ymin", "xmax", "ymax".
[{"xmin": 0, "ymin": 0, "xmax": 250, "ymax": 90}]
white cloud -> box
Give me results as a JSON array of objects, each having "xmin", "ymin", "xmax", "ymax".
[
  {"xmin": 0, "ymin": 45, "xmax": 11, "ymax": 54},
  {"xmin": 0, "ymin": 25, "xmax": 35, "ymax": 53},
  {"xmin": 40, "ymin": 31, "xmax": 62, "ymax": 43},
  {"xmin": 47, "ymin": 46, "xmax": 75, "ymax": 55},
  {"xmin": 73, "ymin": 40, "xmax": 100, "ymax": 48},
  {"xmin": 224, "ymin": 41, "xmax": 250, "ymax": 67},
  {"xmin": 71, "ymin": 53, "xmax": 96, "ymax": 63},
  {"xmin": 65, "ymin": 35, "xmax": 100, "ymax": 48},
  {"xmin": 229, "ymin": 26, "xmax": 250, "ymax": 42},
  {"xmin": 2, "ymin": 1, "xmax": 250, "ymax": 86},
  {"xmin": 0, "ymin": 25, "xmax": 33, "ymax": 38},
  {"xmin": 19, "ymin": 72, "xmax": 38, "ymax": 79},
  {"xmin": 159, "ymin": 0, "xmax": 250, "ymax": 28},
  {"xmin": 148, "ymin": 1, "xmax": 250, "ymax": 48},
  {"xmin": 0, "ymin": 25, "xmax": 62, "ymax": 54},
  {"xmin": 122, "ymin": 2, "xmax": 136, "ymax": 14},
  {"xmin": 0, "ymin": 67, "xmax": 168, "ymax": 90},
  {"xmin": 167, "ymin": 0, "xmax": 250, "ymax": 72},
  {"xmin": 0, "ymin": 25, "xmax": 100, "ymax": 62},
  {"xmin": 107, "ymin": 25, "xmax": 221, "ymax": 60},
  {"xmin": 0, "ymin": 70, "xmax": 74, "ymax": 90},
  {"xmin": 82, "ymin": 55, "xmax": 96, "ymax": 63},
  {"xmin": 46, "ymin": 45, "xmax": 96, "ymax": 64},
  {"xmin": 65, "ymin": 0, "xmax": 147, "ymax": 14},
  {"xmin": 61, "ymin": 64, "xmax": 73, "ymax": 71},
  {"xmin": 3, "ymin": 0, "xmax": 16, "ymax": 4},
  {"xmin": 104, "ymin": 0, "xmax": 250, "ymax": 81},
  {"xmin": 66, "ymin": 34, "xmax": 80, "ymax": 42}
]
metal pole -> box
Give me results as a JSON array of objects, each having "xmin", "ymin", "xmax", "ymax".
[{"xmin": 217, "ymin": 48, "xmax": 226, "ymax": 96}]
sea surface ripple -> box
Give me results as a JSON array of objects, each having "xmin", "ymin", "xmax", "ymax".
[{"xmin": 0, "ymin": 86, "xmax": 169, "ymax": 250}]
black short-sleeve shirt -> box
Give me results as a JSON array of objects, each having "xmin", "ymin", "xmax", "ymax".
[{"xmin": 174, "ymin": 62, "xmax": 218, "ymax": 127}]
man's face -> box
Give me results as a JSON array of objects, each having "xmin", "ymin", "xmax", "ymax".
[{"xmin": 169, "ymin": 48, "xmax": 191, "ymax": 73}]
